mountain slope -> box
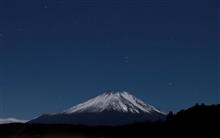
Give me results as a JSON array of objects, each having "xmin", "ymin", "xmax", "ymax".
[
  {"xmin": 0, "ymin": 118, "xmax": 27, "ymax": 124},
  {"xmin": 29, "ymin": 91, "xmax": 166, "ymax": 125}
]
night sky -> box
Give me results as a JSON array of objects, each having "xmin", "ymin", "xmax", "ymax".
[{"xmin": 0, "ymin": 0, "xmax": 219, "ymax": 120}]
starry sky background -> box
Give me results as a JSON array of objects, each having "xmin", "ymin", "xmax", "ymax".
[{"xmin": 0, "ymin": 0, "xmax": 219, "ymax": 120}]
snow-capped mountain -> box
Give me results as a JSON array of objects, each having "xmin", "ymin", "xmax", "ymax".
[
  {"xmin": 0, "ymin": 118, "xmax": 27, "ymax": 124},
  {"xmin": 64, "ymin": 91, "xmax": 162, "ymax": 114},
  {"xmin": 29, "ymin": 91, "xmax": 166, "ymax": 125}
]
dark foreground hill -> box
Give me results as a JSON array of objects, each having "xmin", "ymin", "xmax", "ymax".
[{"xmin": 0, "ymin": 104, "xmax": 219, "ymax": 138}]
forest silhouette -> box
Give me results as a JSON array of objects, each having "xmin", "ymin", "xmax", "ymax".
[{"xmin": 0, "ymin": 104, "xmax": 219, "ymax": 138}]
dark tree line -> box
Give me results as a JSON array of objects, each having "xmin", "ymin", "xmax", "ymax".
[
  {"xmin": 165, "ymin": 104, "xmax": 220, "ymax": 136},
  {"xmin": 0, "ymin": 104, "xmax": 219, "ymax": 138}
]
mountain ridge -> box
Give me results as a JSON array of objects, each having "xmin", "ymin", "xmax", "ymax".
[{"xmin": 28, "ymin": 91, "xmax": 166, "ymax": 125}]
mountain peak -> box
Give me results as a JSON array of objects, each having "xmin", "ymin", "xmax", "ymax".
[
  {"xmin": 63, "ymin": 91, "xmax": 162, "ymax": 114},
  {"xmin": 103, "ymin": 90, "xmax": 127, "ymax": 94}
]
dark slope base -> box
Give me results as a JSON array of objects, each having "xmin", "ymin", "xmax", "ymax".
[
  {"xmin": 0, "ymin": 104, "xmax": 219, "ymax": 138},
  {"xmin": 28, "ymin": 111, "xmax": 165, "ymax": 126}
]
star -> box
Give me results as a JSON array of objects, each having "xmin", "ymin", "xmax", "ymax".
[
  {"xmin": 44, "ymin": 5, "xmax": 48, "ymax": 9},
  {"xmin": 42, "ymin": 0, "xmax": 48, "ymax": 9},
  {"xmin": 168, "ymin": 82, "xmax": 174, "ymax": 87}
]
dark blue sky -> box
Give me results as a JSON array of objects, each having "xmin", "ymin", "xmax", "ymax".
[{"xmin": 0, "ymin": 0, "xmax": 219, "ymax": 120}]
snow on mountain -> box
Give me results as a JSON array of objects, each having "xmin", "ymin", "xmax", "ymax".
[
  {"xmin": 0, "ymin": 118, "xmax": 28, "ymax": 124},
  {"xmin": 28, "ymin": 91, "xmax": 166, "ymax": 125},
  {"xmin": 64, "ymin": 91, "xmax": 163, "ymax": 114}
]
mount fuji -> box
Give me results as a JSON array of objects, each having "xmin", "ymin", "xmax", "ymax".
[{"xmin": 28, "ymin": 91, "xmax": 166, "ymax": 125}]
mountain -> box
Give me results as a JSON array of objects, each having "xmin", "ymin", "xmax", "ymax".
[
  {"xmin": 0, "ymin": 118, "xmax": 27, "ymax": 124},
  {"xmin": 28, "ymin": 91, "xmax": 166, "ymax": 125}
]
